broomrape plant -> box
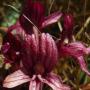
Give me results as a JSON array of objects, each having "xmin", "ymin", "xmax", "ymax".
[{"xmin": 1, "ymin": 0, "xmax": 90, "ymax": 90}]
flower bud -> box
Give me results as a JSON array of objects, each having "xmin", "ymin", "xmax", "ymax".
[
  {"xmin": 63, "ymin": 13, "xmax": 74, "ymax": 31},
  {"xmin": 61, "ymin": 13, "xmax": 74, "ymax": 42}
]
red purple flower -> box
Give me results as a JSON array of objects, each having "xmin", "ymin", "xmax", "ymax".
[
  {"xmin": 8, "ymin": 0, "xmax": 62, "ymax": 34},
  {"xmin": 58, "ymin": 41, "xmax": 90, "ymax": 76},
  {"xmin": 3, "ymin": 30, "xmax": 70, "ymax": 90},
  {"xmin": 2, "ymin": 0, "xmax": 62, "ymax": 68},
  {"xmin": 57, "ymin": 13, "xmax": 90, "ymax": 76}
]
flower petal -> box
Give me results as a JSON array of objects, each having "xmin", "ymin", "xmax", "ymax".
[
  {"xmin": 21, "ymin": 1, "xmax": 45, "ymax": 29},
  {"xmin": 3, "ymin": 70, "xmax": 30, "ymax": 88},
  {"xmin": 41, "ymin": 11, "xmax": 62, "ymax": 28},
  {"xmin": 58, "ymin": 42, "xmax": 90, "ymax": 76},
  {"xmin": 58, "ymin": 42, "xmax": 89, "ymax": 57},
  {"xmin": 38, "ymin": 74, "xmax": 70, "ymax": 90},
  {"xmin": 29, "ymin": 80, "xmax": 43, "ymax": 90},
  {"xmin": 45, "ymin": 34, "xmax": 58, "ymax": 72},
  {"xmin": 77, "ymin": 56, "xmax": 90, "ymax": 76}
]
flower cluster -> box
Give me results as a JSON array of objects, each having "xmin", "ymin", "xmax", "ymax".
[{"xmin": 1, "ymin": 0, "xmax": 90, "ymax": 90}]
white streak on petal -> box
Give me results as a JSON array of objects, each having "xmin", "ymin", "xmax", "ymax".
[{"xmin": 29, "ymin": 80, "xmax": 36, "ymax": 90}]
